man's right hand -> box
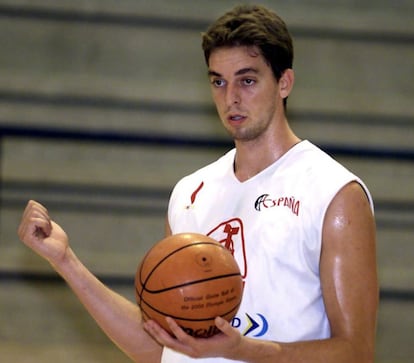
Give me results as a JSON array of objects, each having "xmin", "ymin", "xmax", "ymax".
[{"xmin": 17, "ymin": 200, "xmax": 69, "ymax": 267}]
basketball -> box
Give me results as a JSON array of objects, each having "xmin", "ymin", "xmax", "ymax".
[{"xmin": 135, "ymin": 233, "xmax": 243, "ymax": 338}]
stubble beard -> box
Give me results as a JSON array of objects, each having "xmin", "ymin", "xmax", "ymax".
[{"xmin": 224, "ymin": 117, "xmax": 273, "ymax": 143}]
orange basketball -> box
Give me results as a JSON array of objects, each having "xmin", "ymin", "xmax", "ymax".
[{"xmin": 135, "ymin": 233, "xmax": 243, "ymax": 338}]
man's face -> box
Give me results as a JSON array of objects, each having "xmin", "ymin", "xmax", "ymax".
[{"xmin": 208, "ymin": 46, "xmax": 283, "ymax": 142}]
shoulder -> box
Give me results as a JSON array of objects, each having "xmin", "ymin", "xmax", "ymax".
[
  {"xmin": 294, "ymin": 140, "xmax": 350, "ymax": 174},
  {"xmin": 295, "ymin": 141, "xmax": 373, "ymax": 208},
  {"xmin": 173, "ymin": 148, "xmax": 236, "ymax": 189}
]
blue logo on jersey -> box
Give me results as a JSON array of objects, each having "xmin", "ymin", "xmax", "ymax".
[{"xmin": 232, "ymin": 313, "xmax": 269, "ymax": 337}]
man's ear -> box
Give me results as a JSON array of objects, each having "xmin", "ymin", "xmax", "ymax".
[{"xmin": 279, "ymin": 69, "xmax": 294, "ymax": 99}]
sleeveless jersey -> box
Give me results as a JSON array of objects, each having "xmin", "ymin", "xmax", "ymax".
[{"xmin": 162, "ymin": 140, "xmax": 373, "ymax": 363}]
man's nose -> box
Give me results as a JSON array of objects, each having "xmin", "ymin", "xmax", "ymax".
[{"xmin": 226, "ymin": 84, "xmax": 241, "ymax": 107}]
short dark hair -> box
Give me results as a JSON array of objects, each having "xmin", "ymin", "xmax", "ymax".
[{"xmin": 202, "ymin": 4, "xmax": 294, "ymax": 82}]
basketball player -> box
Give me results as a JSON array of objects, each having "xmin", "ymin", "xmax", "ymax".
[{"xmin": 18, "ymin": 4, "xmax": 378, "ymax": 363}]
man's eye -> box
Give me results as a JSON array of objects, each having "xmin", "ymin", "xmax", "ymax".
[
  {"xmin": 243, "ymin": 78, "xmax": 255, "ymax": 85},
  {"xmin": 212, "ymin": 79, "xmax": 225, "ymax": 87}
]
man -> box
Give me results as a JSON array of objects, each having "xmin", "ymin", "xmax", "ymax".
[{"xmin": 18, "ymin": 4, "xmax": 378, "ymax": 363}]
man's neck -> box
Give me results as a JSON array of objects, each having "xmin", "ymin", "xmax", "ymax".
[{"xmin": 233, "ymin": 128, "xmax": 300, "ymax": 182}]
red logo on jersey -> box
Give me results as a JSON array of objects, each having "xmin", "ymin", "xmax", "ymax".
[
  {"xmin": 255, "ymin": 193, "xmax": 300, "ymax": 216},
  {"xmin": 186, "ymin": 181, "xmax": 204, "ymax": 209},
  {"xmin": 207, "ymin": 218, "xmax": 247, "ymax": 279}
]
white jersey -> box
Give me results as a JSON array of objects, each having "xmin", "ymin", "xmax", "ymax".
[{"xmin": 163, "ymin": 140, "xmax": 373, "ymax": 363}]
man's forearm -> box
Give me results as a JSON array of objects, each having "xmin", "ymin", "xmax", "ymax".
[
  {"xmin": 55, "ymin": 247, "xmax": 162, "ymax": 362},
  {"xmin": 234, "ymin": 336, "xmax": 373, "ymax": 363}
]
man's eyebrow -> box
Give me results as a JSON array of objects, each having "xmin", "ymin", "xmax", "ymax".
[
  {"xmin": 208, "ymin": 67, "xmax": 259, "ymax": 77},
  {"xmin": 208, "ymin": 70, "xmax": 221, "ymax": 77},
  {"xmin": 235, "ymin": 67, "xmax": 259, "ymax": 76}
]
